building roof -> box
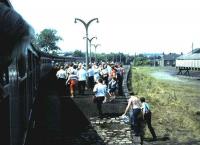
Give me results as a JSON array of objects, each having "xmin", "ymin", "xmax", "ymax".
[
  {"xmin": 177, "ymin": 48, "xmax": 200, "ymax": 60},
  {"xmin": 192, "ymin": 48, "xmax": 200, "ymax": 53},
  {"xmin": 162, "ymin": 53, "xmax": 181, "ymax": 61}
]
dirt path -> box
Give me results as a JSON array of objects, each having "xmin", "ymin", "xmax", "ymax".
[{"xmin": 151, "ymin": 67, "xmax": 200, "ymax": 86}]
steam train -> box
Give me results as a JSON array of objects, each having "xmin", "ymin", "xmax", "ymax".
[{"xmin": 0, "ymin": 1, "xmax": 84, "ymax": 145}]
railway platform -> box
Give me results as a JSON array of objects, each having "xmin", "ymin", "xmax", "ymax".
[{"xmin": 25, "ymin": 65, "xmax": 145, "ymax": 145}]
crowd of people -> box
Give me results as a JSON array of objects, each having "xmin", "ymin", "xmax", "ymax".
[
  {"xmin": 55, "ymin": 61, "xmax": 157, "ymax": 142},
  {"xmin": 55, "ymin": 61, "xmax": 125, "ymax": 98},
  {"xmin": 55, "ymin": 61, "xmax": 125, "ymax": 118},
  {"xmin": 0, "ymin": 2, "xmax": 156, "ymax": 143}
]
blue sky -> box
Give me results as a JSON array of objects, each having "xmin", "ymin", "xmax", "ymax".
[{"xmin": 11, "ymin": 0, "xmax": 200, "ymax": 55}]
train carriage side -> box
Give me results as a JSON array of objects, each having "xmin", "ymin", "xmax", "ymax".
[
  {"xmin": 0, "ymin": 42, "xmax": 40, "ymax": 145},
  {"xmin": 38, "ymin": 51, "xmax": 54, "ymax": 78},
  {"xmin": 176, "ymin": 49, "xmax": 200, "ymax": 74},
  {"xmin": 0, "ymin": 1, "xmax": 71, "ymax": 144}
]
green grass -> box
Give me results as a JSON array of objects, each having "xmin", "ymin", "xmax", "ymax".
[{"xmin": 130, "ymin": 66, "xmax": 200, "ymax": 142}]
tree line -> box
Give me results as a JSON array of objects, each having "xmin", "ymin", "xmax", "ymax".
[{"xmin": 32, "ymin": 28, "xmax": 135, "ymax": 64}]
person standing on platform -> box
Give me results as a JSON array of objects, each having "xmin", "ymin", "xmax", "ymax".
[
  {"xmin": 56, "ymin": 66, "xmax": 67, "ymax": 96},
  {"xmin": 93, "ymin": 64, "xmax": 100, "ymax": 83},
  {"xmin": 93, "ymin": 78, "xmax": 107, "ymax": 118},
  {"xmin": 87, "ymin": 65, "xmax": 94, "ymax": 91},
  {"xmin": 66, "ymin": 70, "xmax": 78, "ymax": 98},
  {"xmin": 116, "ymin": 64, "xmax": 125, "ymax": 96},
  {"xmin": 108, "ymin": 76, "xmax": 118, "ymax": 100},
  {"xmin": 77, "ymin": 63, "xmax": 87, "ymax": 95},
  {"xmin": 100, "ymin": 64, "xmax": 109, "ymax": 86}
]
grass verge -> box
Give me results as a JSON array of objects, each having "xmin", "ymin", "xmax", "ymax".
[{"xmin": 130, "ymin": 66, "xmax": 200, "ymax": 142}]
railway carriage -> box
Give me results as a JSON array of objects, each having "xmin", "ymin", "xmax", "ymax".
[
  {"xmin": 176, "ymin": 48, "xmax": 200, "ymax": 75},
  {"xmin": 0, "ymin": 1, "xmax": 85, "ymax": 145}
]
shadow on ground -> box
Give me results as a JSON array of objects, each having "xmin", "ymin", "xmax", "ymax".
[{"xmin": 26, "ymin": 69, "xmax": 106, "ymax": 145}]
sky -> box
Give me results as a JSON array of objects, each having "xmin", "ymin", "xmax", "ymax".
[{"xmin": 10, "ymin": 0, "xmax": 200, "ymax": 55}]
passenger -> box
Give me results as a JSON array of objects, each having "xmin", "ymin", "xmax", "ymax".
[
  {"xmin": 108, "ymin": 77, "xmax": 118, "ymax": 100},
  {"xmin": 122, "ymin": 95, "xmax": 142, "ymax": 136},
  {"xmin": 66, "ymin": 70, "xmax": 78, "ymax": 98},
  {"xmin": 110, "ymin": 66, "xmax": 117, "ymax": 80},
  {"xmin": 63, "ymin": 64, "xmax": 70, "ymax": 96},
  {"xmin": 140, "ymin": 97, "xmax": 157, "ymax": 141},
  {"xmin": 93, "ymin": 64, "xmax": 100, "ymax": 83},
  {"xmin": 100, "ymin": 64, "xmax": 109, "ymax": 86},
  {"xmin": 116, "ymin": 64, "xmax": 125, "ymax": 96},
  {"xmin": 93, "ymin": 78, "xmax": 107, "ymax": 118},
  {"xmin": 67, "ymin": 63, "xmax": 74, "ymax": 74},
  {"xmin": 106, "ymin": 63, "xmax": 112, "ymax": 79},
  {"xmin": 87, "ymin": 65, "xmax": 94, "ymax": 91},
  {"xmin": 56, "ymin": 66, "xmax": 67, "ymax": 96},
  {"xmin": 77, "ymin": 63, "xmax": 87, "ymax": 95}
]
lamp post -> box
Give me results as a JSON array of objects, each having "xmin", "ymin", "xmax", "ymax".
[
  {"xmin": 74, "ymin": 18, "xmax": 99, "ymax": 70},
  {"xmin": 119, "ymin": 52, "xmax": 122, "ymax": 63},
  {"xmin": 91, "ymin": 44, "xmax": 101, "ymax": 62},
  {"xmin": 83, "ymin": 36, "xmax": 97, "ymax": 63}
]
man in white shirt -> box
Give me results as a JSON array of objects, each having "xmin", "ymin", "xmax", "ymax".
[
  {"xmin": 77, "ymin": 64, "xmax": 87, "ymax": 95},
  {"xmin": 93, "ymin": 78, "xmax": 107, "ymax": 118},
  {"xmin": 56, "ymin": 66, "xmax": 67, "ymax": 96},
  {"xmin": 87, "ymin": 65, "xmax": 94, "ymax": 91}
]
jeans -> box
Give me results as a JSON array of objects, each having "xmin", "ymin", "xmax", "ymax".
[
  {"xmin": 96, "ymin": 97, "xmax": 105, "ymax": 116},
  {"xmin": 129, "ymin": 108, "xmax": 141, "ymax": 135},
  {"xmin": 144, "ymin": 111, "xmax": 157, "ymax": 139}
]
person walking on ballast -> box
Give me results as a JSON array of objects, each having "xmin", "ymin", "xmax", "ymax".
[
  {"xmin": 122, "ymin": 95, "xmax": 142, "ymax": 136},
  {"xmin": 93, "ymin": 78, "xmax": 107, "ymax": 118},
  {"xmin": 140, "ymin": 97, "xmax": 157, "ymax": 141}
]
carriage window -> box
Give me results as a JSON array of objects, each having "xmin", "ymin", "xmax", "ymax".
[
  {"xmin": 18, "ymin": 54, "xmax": 26, "ymax": 78},
  {"xmin": 0, "ymin": 68, "xmax": 9, "ymax": 86},
  {"xmin": 28, "ymin": 50, "xmax": 32, "ymax": 71}
]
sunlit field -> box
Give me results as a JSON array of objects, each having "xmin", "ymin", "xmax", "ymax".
[{"xmin": 130, "ymin": 66, "xmax": 200, "ymax": 143}]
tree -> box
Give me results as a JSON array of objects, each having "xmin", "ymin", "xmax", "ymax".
[
  {"xmin": 134, "ymin": 54, "xmax": 150, "ymax": 66},
  {"xmin": 64, "ymin": 52, "xmax": 73, "ymax": 56},
  {"xmin": 36, "ymin": 29, "xmax": 62, "ymax": 53},
  {"xmin": 72, "ymin": 50, "xmax": 85, "ymax": 57}
]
